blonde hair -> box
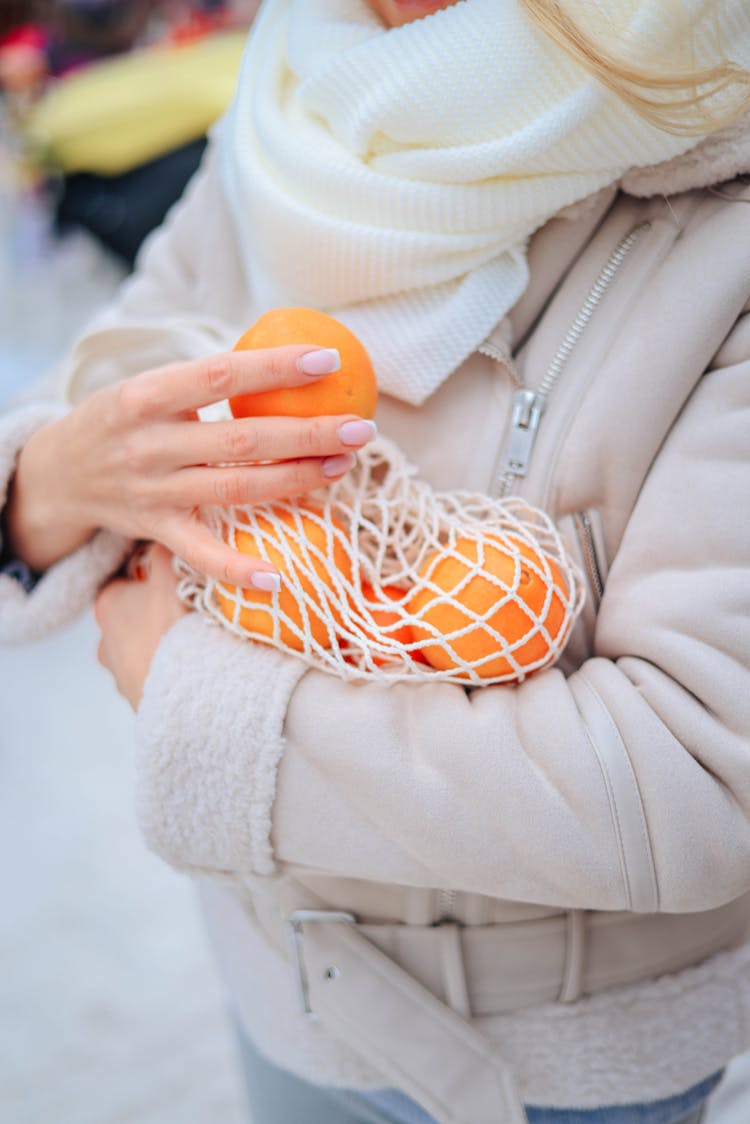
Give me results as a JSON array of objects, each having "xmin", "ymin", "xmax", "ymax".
[{"xmin": 519, "ymin": 0, "xmax": 750, "ymax": 135}]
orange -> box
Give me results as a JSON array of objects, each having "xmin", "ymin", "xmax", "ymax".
[
  {"xmin": 230, "ymin": 307, "xmax": 378, "ymax": 420},
  {"xmin": 408, "ymin": 535, "xmax": 569, "ymax": 680},
  {"xmin": 351, "ymin": 583, "xmax": 416, "ymax": 665},
  {"xmin": 215, "ymin": 504, "xmax": 352, "ymax": 651}
]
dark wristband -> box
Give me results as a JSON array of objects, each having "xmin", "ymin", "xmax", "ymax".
[{"xmin": 0, "ymin": 553, "xmax": 39, "ymax": 593}]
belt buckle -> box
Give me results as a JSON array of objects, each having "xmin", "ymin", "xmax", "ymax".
[{"xmin": 286, "ymin": 909, "xmax": 357, "ymax": 1019}]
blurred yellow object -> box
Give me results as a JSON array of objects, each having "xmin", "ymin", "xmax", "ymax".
[{"xmin": 24, "ymin": 31, "xmax": 247, "ymax": 175}]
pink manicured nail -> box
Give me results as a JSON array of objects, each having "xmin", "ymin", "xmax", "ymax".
[
  {"xmin": 297, "ymin": 348, "xmax": 341, "ymax": 376},
  {"xmin": 338, "ymin": 419, "xmax": 377, "ymax": 446},
  {"xmin": 323, "ymin": 451, "xmax": 356, "ymax": 478},
  {"xmin": 250, "ymin": 570, "xmax": 281, "ymax": 592}
]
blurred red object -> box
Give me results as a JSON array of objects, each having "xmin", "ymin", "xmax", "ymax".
[
  {"xmin": 0, "ymin": 24, "xmax": 48, "ymax": 92},
  {"xmin": 168, "ymin": 8, "xmax": 227, "ymax": 44},
  {"xmin": 164, "ymin": 2, "xmax": 258, "ymax": 44},
  {"xmin": 0, "ymin": 24, "xmax": 46, "ymax": 52}
]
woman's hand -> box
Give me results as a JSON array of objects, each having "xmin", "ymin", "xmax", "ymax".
[
  {"xmin": 6, "ymin": 345, "xmax": 375, "ymax": 585},
  {"xmin": 95, "ymin": 543, "xmax": 187, "ymax": 710}
]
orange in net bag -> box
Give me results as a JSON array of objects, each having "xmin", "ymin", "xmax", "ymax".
[
  {"xmin": 177, "ymin": 436, "xmax": 585, "ymax": 686},
  {"xmin": 213, "ymin": 503, "xmax": 352, "ymax": 654},
  {"xmin": 352, "ymin": 584, "xmax": 421, "ymax": 668},
  {"xmin": 408, "ymin": 534, "xmax": 569, "ymax": 680}
]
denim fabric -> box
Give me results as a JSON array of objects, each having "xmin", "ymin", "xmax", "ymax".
[
  {"xmin": 360, "ymin": 1074, "xmax": 720, "ymax": 1123},
  {"xmin": 236, "ymin": 1022, "xmax": 720, "ymax": 1124}
]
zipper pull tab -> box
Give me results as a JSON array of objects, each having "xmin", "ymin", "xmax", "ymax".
[{"xmin": 505, "ymin": 389, "xmax": 544, "ymax": 478}]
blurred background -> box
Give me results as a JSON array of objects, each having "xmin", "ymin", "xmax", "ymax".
[
  {"xmin": 1, "ymin": 2, "xmax": 750, "ymax": 1122},
  {"xmin": 0, "ymin": 3, "xmax": 254, "ymax": 1122}
]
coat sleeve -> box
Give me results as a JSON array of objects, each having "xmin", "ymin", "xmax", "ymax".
[
  {"xmin": 0, "ymin": 138, "xmax": 246, "ymax": 643},
  {"xmin": 135, "ymin": 345, "xmax": 750, "ymax": 915}
]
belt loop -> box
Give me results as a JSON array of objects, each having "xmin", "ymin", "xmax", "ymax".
[
  {"xmin": 437, "ymin": 923, "xmax": 472, "ymax": 1018},
  {"xmin": 558, "ymin": 909, "xmax": 587, "ymax": 1003}
]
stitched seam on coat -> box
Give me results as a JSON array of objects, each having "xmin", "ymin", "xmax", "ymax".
[
  {"xmin": 248, "ymin": 655, "xmax": 308, "ymax": 875},
  {"xmin": 576, "ymin": 678, "xmax": 634, "ymax": 909},
  {"xmin": 582, "ymin": 673, "xmax": 659, "ymax": 910},
  {"xmin": 578, "ymin": 671, "xmax": 659, "ymax": 912}
]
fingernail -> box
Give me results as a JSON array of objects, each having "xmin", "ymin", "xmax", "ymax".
[
  {"xmin": 297, "ymin": 348, "xmax": 341, "ymax": 376},
  {"xmin": 250, "ymin": 570, "xmax": 281, "ymax": 593},
  {"xmin": 323, "ymin": 451, "xmax": 356, "ymax": 478},
  {"xmin": 338, "ymin": 419, "xmax": 377, "ymax": 446}
]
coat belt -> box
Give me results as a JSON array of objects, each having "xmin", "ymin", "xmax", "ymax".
[
  {"xmin": 354, "ymin": 902, "xmax": 748, "ymax": 1014},
  {"xmin": 248, "ymin": 878, "xmax": 750, "ymax": 1124}
]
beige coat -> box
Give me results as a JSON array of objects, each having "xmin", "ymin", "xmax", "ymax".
[{"xmin": 2, "ymin": 122, "xmax": 750, "ymax": 1115}]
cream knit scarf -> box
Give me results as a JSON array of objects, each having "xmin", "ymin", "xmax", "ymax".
[{"xmin": 221, "ymin": 0, "xmax": 750, "ymax": 404}]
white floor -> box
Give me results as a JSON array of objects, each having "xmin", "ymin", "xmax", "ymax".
[{"xmin": 1, "ymin": 159, "xmax": 750, "ymax": 1124}]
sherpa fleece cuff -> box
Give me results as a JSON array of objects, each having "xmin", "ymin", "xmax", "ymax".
[
  {"xmin": 136, "ymin": 611, "xmax": 308, "ymax": 876},
  {"xmin": 0, "ymin": 403, "xmax": 130, "ymax": 643}
]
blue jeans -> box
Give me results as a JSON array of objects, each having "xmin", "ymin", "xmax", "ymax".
[
  {"xmin": 360, "ymin": 1081, "xmax": 718, "ymax": 1123},
  {"xmin": 236, "ymin": 1024, "xmax": 721, "ymax": 1124}
]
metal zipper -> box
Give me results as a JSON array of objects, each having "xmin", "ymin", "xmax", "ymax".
[
  {"xmin": 495, "ymin": 221, "xmax": 652, "ymax": 498},
  {"xmin": 435, "ymin": 224, "xmax": 650, "ymax": 925},
  {"xmin": 573, "ymin": 510, "xmax": 605, "ymax": 606}
]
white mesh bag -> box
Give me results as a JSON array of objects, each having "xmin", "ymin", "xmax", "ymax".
[{"xmin": 177, "ymin": 436, "xmax": 585, "ymax": 686}]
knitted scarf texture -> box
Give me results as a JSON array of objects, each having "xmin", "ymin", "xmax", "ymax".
[{"xmin": 221, "ymin": 0, "xmax": 750, "ymax": 403}]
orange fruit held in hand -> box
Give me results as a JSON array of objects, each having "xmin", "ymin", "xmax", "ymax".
[
  {"xmin": 230, "ymin": 307, "xmax": 378, "ymax": 419},
  {"xmin": 408, "ymin": 535, "xmax": 569, "ymax": 680},
  {"xmin": 215, "ymin": 505, "xmax": 352, "ymax": 651}
]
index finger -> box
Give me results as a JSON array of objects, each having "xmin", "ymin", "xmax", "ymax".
[{"xmin": 131, "ymin": 344, "xmax": 341, "ymax": 417}]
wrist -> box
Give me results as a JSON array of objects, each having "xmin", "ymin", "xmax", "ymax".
[{"xmin": 5, "ymin": 421, "xmax": 96, "ymax": 572}]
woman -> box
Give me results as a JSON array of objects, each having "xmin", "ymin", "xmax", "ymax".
[{"xmin": 2, "ymin": 1, "xmax": 750, "ymax": 1121}]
